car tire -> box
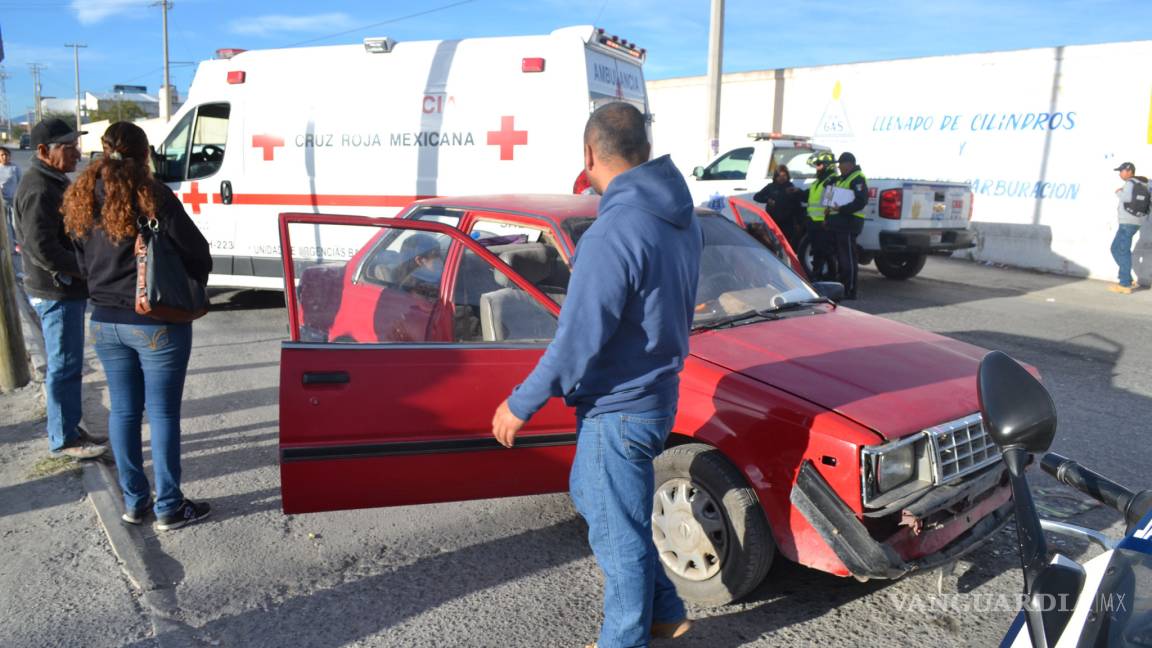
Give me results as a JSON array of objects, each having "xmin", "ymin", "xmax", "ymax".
[
  {"xmin": 796, "ymin": 234, "xmax": 838, "ymax": 282},
  {"xmin": 874, "ymin": 252, "xmax": 927, "ymax": 279},
  {"xmin": 652, "ymin": 443, "xmax": 775, "ymax": 607}
]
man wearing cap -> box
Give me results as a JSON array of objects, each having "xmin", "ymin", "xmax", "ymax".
[
  {"xmin": 1110, "ymin": 162, "xmax": 1146, "ymax": 294},
  {"xmin": 14, "ymin": 118, "xmax": 105, "ymax": 459},
  {"xmin": 826, "ymin": 152, "xmax": 868, "ymax": 299}
]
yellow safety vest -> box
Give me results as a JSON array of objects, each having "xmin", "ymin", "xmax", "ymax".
[
  {"xmin": 807, "ymin": 174, "xmax": 836, "ymax": 222},
  {"xmin": 835, "ymin": 170, "xmax": 868, "ymax": 219}
]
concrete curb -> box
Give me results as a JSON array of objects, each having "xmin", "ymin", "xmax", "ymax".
[{"xmin": 82, "ymin": 459, "xmax": 193, "ymax": 645}]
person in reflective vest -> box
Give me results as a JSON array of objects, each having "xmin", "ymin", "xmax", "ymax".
[
  {"xmin": 826, "ymin": 152, "xmax": 868, "ymax": 299},
  {"xmin": 803, "ymin": 151, "xmax": 837, "ymax": 280}
]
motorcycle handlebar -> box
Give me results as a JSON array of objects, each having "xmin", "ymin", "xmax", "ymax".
[{"xmin": 1041, "ymin": 453, "xmax": 1152, "ymax": 528}]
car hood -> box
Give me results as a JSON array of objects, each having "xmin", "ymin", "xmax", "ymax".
[{"xmin": 689, "ymin": 307, "xmax": 988, "ymax": 440}]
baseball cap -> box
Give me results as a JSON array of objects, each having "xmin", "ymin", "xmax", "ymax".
[
  {"xmin": 1114, "ymin": 162, "xmax": 1136, "ymax": 173},
  {"xmin": 837, "ymin": 152, "xmax": 856, "ymax": 164},
  {"xmin": 30, "ymin": 118, "xmax": 86, "ymax": 148}
]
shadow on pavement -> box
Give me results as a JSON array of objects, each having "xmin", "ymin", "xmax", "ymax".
[{"xmin": 207, "ymin": 288, "xmax": 285, "ymax": 312}]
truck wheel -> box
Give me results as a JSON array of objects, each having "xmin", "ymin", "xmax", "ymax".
[
  {"xmin": 874, "ymin": 252, "xmax": 927, "ymax": 280},
  {"xmin": 796, "ymin": 235, "xmax": 837, "ymax": 281},
  {"xmin": 652, "ymin": 443, "xmax": 774, "ymax": 607}
]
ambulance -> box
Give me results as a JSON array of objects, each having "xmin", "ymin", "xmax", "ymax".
[{"xmin": 151, "ymin": 25, "xmax": 649, "ymax": 288}]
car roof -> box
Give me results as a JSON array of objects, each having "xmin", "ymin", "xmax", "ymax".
[{"xmin": 406, "ymin": 193, "xmax": 720, "ymax": 224}]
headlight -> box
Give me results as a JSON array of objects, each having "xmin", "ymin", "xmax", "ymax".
[
  {"xmin": 876, "ymin": 444, "xmax": 915, "ymax": 492},
  {"xmin": 861, "ymin": 437, "xmax": 931, "ymax": 507}
]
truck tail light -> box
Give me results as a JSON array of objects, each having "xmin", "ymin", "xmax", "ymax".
[
  {"xmin": 227, "ymin": 71, "xmax": 246, "ymax": 85},
  {"xmin": 879, "ymin": 189, "xmax": 902, "ymax": 220},
  {"xmin": 522, "ymin": 57, "xmax": 546, "ymax": 73}
]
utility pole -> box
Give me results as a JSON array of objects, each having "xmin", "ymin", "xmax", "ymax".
[
  {"xmin": 153, "ymin": 0, "xmax": 173, "ymax": 122},
  {"xmin": 64, "ymin": 43, "xmax": 87, "ymax": 132},
  {"xmin": 29, "ymin": 63, "xmax": 44, "ymax": 124},
  {"xmin": 0, "ymin": 67, "xmax": 10, "ymax": 141},
  {"xmin": 705, "ymin": 0, "xmax": 725, "ymax": 160},
  {"xmin": 0, "ymin": 194, "xmax": 31, "ymax": 391}
]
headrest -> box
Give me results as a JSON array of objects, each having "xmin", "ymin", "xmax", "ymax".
[{"xmin": 492, "ymin": 243, "xmax": 553, "ymax": 287}]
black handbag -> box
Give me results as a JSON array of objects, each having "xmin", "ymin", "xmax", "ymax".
[{"xmin": 134, "ymin": 216, "xmax": 208, "ymax": 322}]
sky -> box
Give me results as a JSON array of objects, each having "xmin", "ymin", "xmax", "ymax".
[{"xmin": 0, "ymin": 0, "xmax": 1144, "ymax": 124}]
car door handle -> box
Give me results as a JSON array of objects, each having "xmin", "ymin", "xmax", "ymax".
[
  {"xmin": 220, "ymin": 180, "xmax": 233, "ymax": 205},
  {"xmin": 302, "ymin": 371, "xmax": 350, "ymax": 385},
  {"xmin": 733, "ymin": 187, "xmax": 747, "ymax": 191}
]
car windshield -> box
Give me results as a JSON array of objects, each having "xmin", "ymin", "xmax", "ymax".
[{"xmin": 564, "ymin": 214, "xmax": 818, "ymax": 330}]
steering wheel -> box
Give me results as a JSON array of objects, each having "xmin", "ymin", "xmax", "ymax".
[{"xmin": 201, "ymin": 144, "xmax": 224, "ymax": 162}]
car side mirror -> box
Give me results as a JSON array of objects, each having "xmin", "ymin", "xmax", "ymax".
[
  {"xmin": 977, "ymin": 351, "xmax": 1056, "ymax": 454},
  {"xmin": 811, "ymin": 281, "xmax": 844, "ymax": 302},
  {"xmin": 692, "ymin": 166, "xmax": 704, "ymax": 179}
]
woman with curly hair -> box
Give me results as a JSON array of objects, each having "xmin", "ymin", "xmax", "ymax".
[{"xmin": 63, "ymin": 121, "xmax": 212, "ymax": 531}]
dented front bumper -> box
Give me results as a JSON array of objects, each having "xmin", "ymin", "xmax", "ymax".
[{"xmin": 790, "ymin": 460, "xmax": 1014, "ymax": 580}]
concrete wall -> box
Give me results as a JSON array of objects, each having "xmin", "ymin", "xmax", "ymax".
[{"xmin": 648, "ymin": 41, "xmax": 1152, "ymax": 282}]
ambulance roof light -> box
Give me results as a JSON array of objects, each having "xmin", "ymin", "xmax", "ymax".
[
  {"xmin": 214, "ymin": 48, "xmax": 246, "ymax": 60},
  {"xmin": 748, "ymin": 132, "xmax": 811, "ymax": 141},
  {"xmin": 363, "ymin": 37, "xmax": 396, "ymax": 54},
  {"xmin": 522, "ymin": 57, "xmax": 546, "ymax": 73},
  {"xmin": 595, "ymin": 28, "xmax": 645, "ymax": 62},
  {"xmin": 226, "ymin": 70, "xmax": 246, "ymax": 85}
]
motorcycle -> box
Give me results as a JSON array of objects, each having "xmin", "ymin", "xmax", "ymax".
[{"xmin": 978, "ymin": 351, "xmax": 1152, "ymax": 647}]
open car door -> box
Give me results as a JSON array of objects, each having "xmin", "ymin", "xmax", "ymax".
[
  {"xmin": 727, "ymin": 196, "xmax": 806, "ymax": 278},
  {"xmin": 277, "ymin": 213, "xmax": 576, "ymax": 514}
]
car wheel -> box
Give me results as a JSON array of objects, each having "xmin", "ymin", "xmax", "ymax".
[
  {"xmin": 796, "ymin": 234, "xmax": 838, "ymax": 282},
  {"xmin": 874, "ymin": 252, "xmax": 927, "ymax": 279},
  {"xmin": 652, "ymin": 443, "xmax": 774, "ymax": 606}
]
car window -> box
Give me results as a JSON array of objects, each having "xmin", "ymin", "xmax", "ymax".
[
  {"xmin": 769, "ymin": 147, "xmax": 817, "ymax": 182},
  {"xmin": 469, "ymin": 218, "xmax": 571, "ymax": 303},
  {"xmin": 700, "ymin": 147, "xmax": 754, "ymax": 181},
  {"xmin": 156, "ymin": 103, "xmax": 230, "ymax": 182}
]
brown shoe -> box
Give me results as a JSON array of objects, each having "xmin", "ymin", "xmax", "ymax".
[
  {"xmin": 1109, "ymin": 284, "xmax": 1134, "ymax": 294},
  {"xmin": 652, "ymin": 619, "xmax": 693, "ymax": 639},
  {"xmin": 51, "ymin": 440, "xmax": 107, "ymax": 460}
]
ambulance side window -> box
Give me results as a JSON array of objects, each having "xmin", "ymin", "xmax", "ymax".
[{"xmin": 156, "ymin": 103, "xmax": 230, "ymax": 182}]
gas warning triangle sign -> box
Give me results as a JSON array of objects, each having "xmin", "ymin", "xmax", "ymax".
[{"xmin": 814, "ymin": 81, "xmax": 853, "ymax": 138}]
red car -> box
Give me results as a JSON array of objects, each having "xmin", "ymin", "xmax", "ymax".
[{"xmin": 276, "ymin": 195, "xmax": 1013, "ymax": 606}]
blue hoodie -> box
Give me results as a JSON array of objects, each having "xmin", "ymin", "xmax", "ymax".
[{"xmin": 507, "ymin": 155, "xmax": 702, "ymax": 420}]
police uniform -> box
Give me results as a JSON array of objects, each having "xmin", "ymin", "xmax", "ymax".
[{"xmin": 826, "ymin": 153, "xmax": 868, "ymax": 299}]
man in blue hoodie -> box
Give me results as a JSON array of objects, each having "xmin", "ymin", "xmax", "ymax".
[{"xmin": 492, "ymin": 103, "xmax": 702, "ymax": 648}]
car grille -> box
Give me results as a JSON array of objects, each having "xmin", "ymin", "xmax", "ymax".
[{"xmin": 926, "ymin": 413, "xmax": 1000, "ymax": 484}]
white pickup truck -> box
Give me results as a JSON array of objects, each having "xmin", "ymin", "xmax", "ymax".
[{"xmin": 687, "ymin": 133, "xmax": 975, "ymax": 279}]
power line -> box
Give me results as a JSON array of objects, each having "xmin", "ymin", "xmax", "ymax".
[{"xmin": 283, "ymin": 0, "xmax": 477, "ymax": 48}]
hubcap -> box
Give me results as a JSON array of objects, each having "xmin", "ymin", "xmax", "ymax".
[{"xmin": 652, "ymin": 478, "xmax": 727, "ymax": 581}]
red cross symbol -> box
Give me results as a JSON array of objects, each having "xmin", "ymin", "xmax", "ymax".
[
  {"xmin": 252, "ymin": 134, "xmax": 284, "ymax": 161},
  {"xmin": 181, "ymin": 181, "xmax": 209, "ymax": 215},
  {"xmin": 486, "ymin": 116, "xmax": 527, "ymax": 161}
]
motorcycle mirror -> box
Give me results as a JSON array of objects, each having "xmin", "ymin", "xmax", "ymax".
[{"xmin": 977, "ymin": 351, "xmax": 1057, "ymax": 454}]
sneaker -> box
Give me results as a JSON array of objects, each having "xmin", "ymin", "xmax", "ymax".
[
  {"xmin": 76, "ymin": 424, "xmax": 107, "ymax": 445},
  {"xmin": 652, "ymin": 619, "xmax": 693, "ymax": 639},
  {"xmin": 121, "ymin": 499, "xmax": 153, "ymax": 525},
  {"xmin": 51, "ymin": 440, "xmax": 107, "ymax": 460},
  {"xmin": 154, "ymin": 499, "xmax": 211, "ymax": 531},
  {"xmin": 1109, "ymin": 284, "xmax": 1134, "ymax": 294}
]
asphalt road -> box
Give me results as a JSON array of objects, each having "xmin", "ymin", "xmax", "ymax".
[{"xmin": 2, "ymin": 255, "xmax": 1149, "ymax": 647}]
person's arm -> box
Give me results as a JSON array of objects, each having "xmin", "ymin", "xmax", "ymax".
[
  {"xmin": 1118, "ymin": 180, "xmax": 1134, "ymax": 202},
  {"xmin": 752, "ymin": 183, "xmax": 774, "ymax": 204},
  {"xmin": 504, "ymin": 224, "xmax": 632, "ymax": 421},
  {"xmin": 15, "ymin": 191, "xmax": 82, "ymax": 278},
  {"xmin": 157, "ymin": 184, "xmax": 212, "ymax": 283},
  {"xmin": 835, "ymin": 176, "xmax": 869, "ymax": 215}
]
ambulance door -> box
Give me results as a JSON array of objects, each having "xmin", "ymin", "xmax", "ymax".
[{"xmin": 154, "ymin": 103, "xmax": 235, "ymax": 274}]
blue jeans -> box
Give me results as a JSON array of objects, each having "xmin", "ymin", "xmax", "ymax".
[
  {"xmin": 90, "ymin": 321, "xmax": 193, "ymax": 516},
  {"xmin": 570, "ymin": 409, "xmax": 686, "ymax": 648},
  {"xmin": 30, "ymin": 297, "xmax": 87, "ymax": 452},
  {"xmin": 1111, "ymin": 223, "xmax": 1141, "ymax": 287}
]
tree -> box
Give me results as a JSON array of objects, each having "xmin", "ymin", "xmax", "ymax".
[{"xmin": 88, "ymin": 101, "xmax": 147, "ymax": 123}]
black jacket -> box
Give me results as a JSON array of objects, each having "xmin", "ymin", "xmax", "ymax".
[
  {"xmin": 14, "ymin": 157, "xmax": 88, "ymax": 300},
  {"xmin": 73, "ymin": 179, "xmax": 211, "ymax": 324}
]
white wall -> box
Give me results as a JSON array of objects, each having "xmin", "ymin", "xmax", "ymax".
[{"xmin": 649, "ymin": 41, "xmax": 1152, "ymax": 282}]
